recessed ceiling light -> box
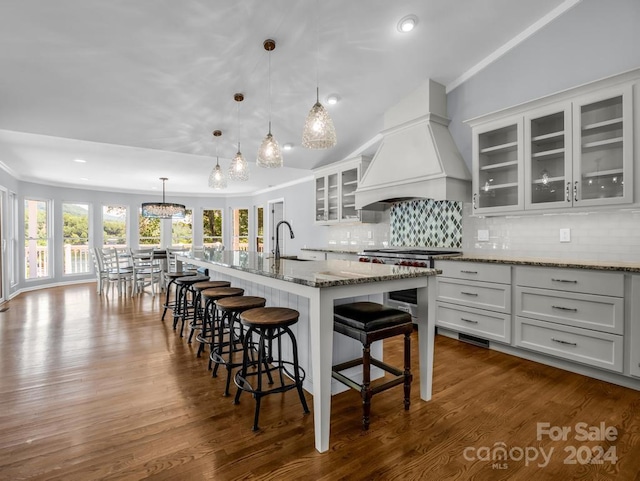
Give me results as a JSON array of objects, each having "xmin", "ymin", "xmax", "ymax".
[
  {"xmin": 80, "ymin": 177, "xmax": 89, "ymax": 181},
  {"xmin": 326, "ymin": 94, "xmax": 340, "ymax": 105},
  {"xmin": 283, "ymin": 143, "xmax": 294, "ymax": 151},
  {"xmin": 74, "ymin": 159, "xmax": 87, "ymax": 163},
  {"xmin": 397, "ymin": 15, "xmax": 418, "ymax": 33}
]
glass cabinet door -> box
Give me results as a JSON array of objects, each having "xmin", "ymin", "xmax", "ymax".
[
  {"xmin": 473, "ymin": 118, "xmax": 524, "ymax": 213},
  {"xmin": 315, "ymin": 176, "xmax": 326, "ymax": 221},
  {"xmin": 525, "ymin": 106, "xmax": 571, "ymax": 209},
  {"xmin": 573, "ymin": 85, "xmax": 632, "ymax": 206},
  {"xmin": 340, "ymin": 167, "xmax": 359, "ymax": 221},
  {"xmin": 327, "ymin": 173, "xmax": 339, "ymax": 221}
]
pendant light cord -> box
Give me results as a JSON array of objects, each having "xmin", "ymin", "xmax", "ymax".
[
  {"xmin": 315, "ymin": 0, "xmax": 320, "ymax": 102},
  {"xmin": 268, "ymin": 47, "xmax": 272, "ymax": 135}
]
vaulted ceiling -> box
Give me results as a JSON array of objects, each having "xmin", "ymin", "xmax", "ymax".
[{"xmin": 0, "ymin": 0, "xmax": 571, "ymax": 195}]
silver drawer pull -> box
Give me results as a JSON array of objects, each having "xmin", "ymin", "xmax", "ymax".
[
  {"xmin": 460, "ymin": 270, "xmax": 478, "ymax": 274},
  {"xmin": 552, "ymin": 305, "xmax": 578, "ymax": 312},
  {"xmin": 461, "ymin": 318, "xmax": 478, "ymax": 324},
  {"xmin": 461, "ymin": 291, "xmax": 478, "ymax": 296},
  {"xmin": 551, "ymin": 278, "xmax": 578, "ymax": 283},
  {"xmin": 551, "ymin": 338, "xmax": 577, "ymax": 346}
]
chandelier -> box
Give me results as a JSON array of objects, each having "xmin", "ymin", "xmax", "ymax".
[
  {"xmin": 228, "ymin": 93, "xmax": 249, "ymax": 181},
  {"xmin": 257, "ymin": 39, "xmax": 283, "ymax": 168},
  {"xmin": 208, "ymin": 130, "xmax": 227, "ymax": 190},
  {"xmin": 141, "ymin": 178, "xmax": 186, "ymax": 219}
]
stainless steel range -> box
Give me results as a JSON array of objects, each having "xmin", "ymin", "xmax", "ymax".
[{"xmin": 358, "ymin": 247, "xmax": 462, "ymax": 321}]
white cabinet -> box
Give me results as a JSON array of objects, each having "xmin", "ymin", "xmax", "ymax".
[
  {"xmin": 435, "ymin": 261, "xmax": 512, "ymax": 343},
  {"xmin": 470, "ymin": 73, "xmax": 635, "ymax": 215},
  {"xmin": 472, "ymin": 117, "xmax": 524, "ymax": 214},
  {"xmin": 514, "ymin": 266, "xmax": 624, "ymax": 373},
  {"xmin": 630, "ymin": 276, "xmax": 640, "ymax": 378},
  {"xmin": 314, "ymin": 156, "xmax": 375, "ymax": 225}
]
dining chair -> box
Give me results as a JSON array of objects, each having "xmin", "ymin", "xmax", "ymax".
[
  {"xmin": 131, "ymin": 249, "xmax": 162, "ymax": 297},
  {"xmin": 101, "ymin": 247, "xmax": 134, "ymax": 297},
  {"xmin": 90, "ymin": 247, "xmax": 109, "ymax": 295}
]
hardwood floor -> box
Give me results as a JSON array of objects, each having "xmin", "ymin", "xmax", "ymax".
[{"xmin": 1, "ymin": 283, "xmax": 639, "ymax": 481}]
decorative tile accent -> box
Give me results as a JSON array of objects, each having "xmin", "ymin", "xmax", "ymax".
[{"xmin": 390, "ymin": 200, "xmax": 462, "ymax": 248}]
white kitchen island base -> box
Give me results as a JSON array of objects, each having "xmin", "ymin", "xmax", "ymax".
[{"xmin": 179, "ymin": 252, "xmax": 438, "ymax": 453}]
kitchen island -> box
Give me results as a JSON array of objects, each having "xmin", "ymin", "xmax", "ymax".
[{"xmin": 177, "ymin": 250, "xmax": 440, "ymax": 453}]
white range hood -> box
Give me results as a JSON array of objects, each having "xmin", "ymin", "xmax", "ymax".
[{"xmin": 355, "ymin": 79, "xmax": 471, "ymax": 210}]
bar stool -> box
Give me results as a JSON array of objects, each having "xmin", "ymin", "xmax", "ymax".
[
  {"xmin": 331, "ymin": 302, "xmax": 413, "ymax": 430},
  {"xmin": 233, "ymin": 307, "xmax": 310, "ymax": 431},
  {"xmin": 196, "ymin": 287, "xmax": 245, "ymax": 363},
  {"xmin": 187, "ymin": 280, "xmax": 232, "ymax": 343},
  {"xmin": 172, "ymin": 274, "xmax": 210, "ymax": 337},
  {"xmin": 211, "ymin": 296, "xmax": 267, "ymax": 396},
  {"xmin": 162, "ymin": 271, "xmax": 197, "ymax": 321}
]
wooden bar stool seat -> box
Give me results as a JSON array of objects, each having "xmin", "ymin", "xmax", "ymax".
[
  {"xmin": 196, "ymin": 287, "xmax": 244, "ymax": 363},
  {"xmin": 332, "ymin": 301, "xmax": 413, "ymax": 430},
  {"xmin": 210, "ymin": 296, "xmax": 267, "ymax": 396},
  {"xmin": 187, "ymin": 281, "xmax": 232, "ymax": 343},
  {"xmin": 233, "ymin": 307, "xmax": 310, "ymax": 431}
]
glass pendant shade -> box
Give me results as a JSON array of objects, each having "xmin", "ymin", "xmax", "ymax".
[
  {"xmin": 228, "ymin": 145, "xmax": 249, "ymax": 181},
  {"xmin": 209, "ymin": 158, "xmax": 227, "ymax": 189},
  {"xmin": 257, "ymin": 128, "xmax": 283, "ymax": 168},
  {"xmin": 302, "ymin": 94, "xmax": 337, "ymax": 149},
  {"xmin": 141, "ymin": 177, "xmax": 186, "ymax": 219}
]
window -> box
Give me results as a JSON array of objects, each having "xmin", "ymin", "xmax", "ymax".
[
  {"xmin": 62, "ymin": 202, "xmax": 91, "ymax": 275},
  {"xmin": 255, "ymin": 206, "xmax": 264, "ymax": 252},
  {"xmin": 24, "ymin": 198, "xmax": 50, "ymax": 279},
  {"xmin": 172, "ymin": 209, "xmax": 192, "ymax": 247},
  {"xmin": 203, "ymin": 209, "xmax": 223, "ymax": 247},
  {"xmin": 10, "ymin": 192, "xmax": 18, "ymax": 286},
  {"xmin": 231, "ymin": 208, "xmax": 249, "ymax": 251},
  {"xmin": 139, "ymin": 211, "xmax": 161, "ymax": 247},
  {"xmin": 103, "ymin": 205, "xmax": 127, "ymax": 247}
]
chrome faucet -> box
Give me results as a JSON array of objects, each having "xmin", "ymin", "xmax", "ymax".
[{"xmin": 274, "ymin": 220, "xmax": 295, "ymax": 260}]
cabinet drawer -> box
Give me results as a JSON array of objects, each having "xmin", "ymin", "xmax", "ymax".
[
  {"xmin": 436, "ymin": 302, "xmax": 511, "ymax": 343},
  {"xmin": 435, "ymin": 261, "xmax": 511, "ymax": 284},
  {"xmin": 516, "ymin": 287, "xmax": 623, "ymax": 335},
  {"xmin": 515, "ymin": 266, "xmax": 623, "ymax": 297},
  {"xmin": 515, "ymin": 317, "xmax": 623, "ymax": 372},
  {"xmin": 437, "ymin": 278, "xmax": 511, "ymax": 314}
]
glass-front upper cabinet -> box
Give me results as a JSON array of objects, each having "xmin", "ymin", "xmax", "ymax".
[
  {"xmin": 572, "ymin": 85, "xmax": 633, "ymax": 206},
  {"xmin": 314, "ymin": 176, "xmax": 326, "ymax": 221},
  {"xmin": 341, "ymin": 167, "xmax": 359, "ymax": 221},
  {"xmin": 524, "ymin": 104, "xmax": 572, "ymax": 209},
  {"xmin": 472, "ymin": 117, "xmax": 524, "ymax": 214},
  {"xmin": 314, "ymin": 172, "xmax": 339, "ymax": 223}
]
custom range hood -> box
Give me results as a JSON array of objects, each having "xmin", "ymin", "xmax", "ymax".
[{"xmin": 355, "ymin": 79, "xmax": 471, "ymax": 210}]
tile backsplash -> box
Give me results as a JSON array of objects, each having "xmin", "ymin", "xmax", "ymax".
[
  {"xmin": 325, "ymin": 199, "xmax": 463, "ymax": 249},
  {"xmin": 462, "ymin": 204, "xmax": 640, "ymax": 263},
  {"xmin": 389, "ymin": 200, "xmax": 462, "ymax": 248}
]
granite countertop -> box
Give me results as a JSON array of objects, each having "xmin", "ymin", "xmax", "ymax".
[
  {"xmin": 182, "ymin": 250, "xmax": 439, "ymax": 288},
  {"xmin": 301, "ymin": 247, "xmax": 362, "ymax": 254},
  {"xmin": 435, "ymin": 254, "xmax": 640, "ymax": 273}
]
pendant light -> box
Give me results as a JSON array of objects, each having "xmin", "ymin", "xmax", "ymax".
[
  {"xmin": 302, "ymin": 1, "xmax": 337, "ymax": 149},
  {"xmin": 208, "ymin": 130, "xmax": 227, "ymax": 190},
  {"xmin": 257, "ymin": 39, "xmax": 283, "ymax": 168},
  {"xmin": 228, "ymin": 93, "xmax": 249, "ymax": 181},
  {"xmin": 141, "ymin": 177, "xmax": 186, "ymax": 219}
]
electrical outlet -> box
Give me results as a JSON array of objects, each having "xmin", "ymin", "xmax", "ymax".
[
  {"xmin": 367, "ymin": 231, "xmax": 372, "ymax": 239},
  {"xmin": 346, "ymin": 231, "xmax": 351, "ymax": 239},
  {"xmin": 478, "ymin": 229, "xmax": 489, "ymax": 242},
  {"xmin": 560, "ymin": 228, "xmax": 571, "ymax": 243}
]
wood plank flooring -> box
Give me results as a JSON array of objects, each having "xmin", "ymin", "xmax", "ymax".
[{"xmin": 1, "ymin": 283, "xmax": 639, "ymax": 480}]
